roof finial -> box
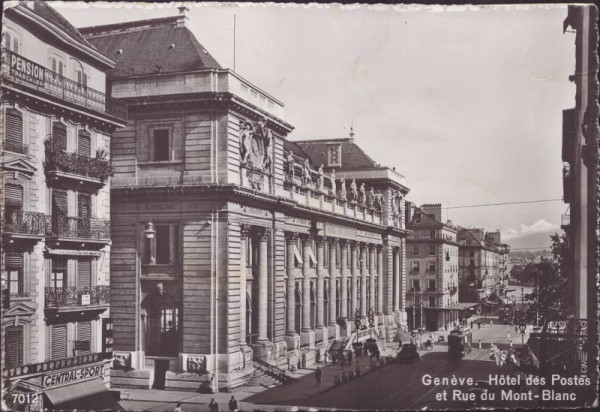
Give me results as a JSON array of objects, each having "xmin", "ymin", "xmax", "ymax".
[
  {"xmin": 349, "ymin": 122, "xmax": 355, "ymax": 139},
  {"xmin": 177, "ymin": 4, "xmax": 190, "ymax": 27}
]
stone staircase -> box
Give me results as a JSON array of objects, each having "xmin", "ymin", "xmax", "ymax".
[{"xmin": 246, "ymin": 359, "xmax": 291, "ymax": 388}]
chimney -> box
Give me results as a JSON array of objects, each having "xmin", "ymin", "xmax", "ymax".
[
  {"xmin": 421, "ymin": 203, "xmax": 442, "ymax": 222},
  {"xmin": 176, "ymin": 5, "xmax": 190, "ymax": 27}
]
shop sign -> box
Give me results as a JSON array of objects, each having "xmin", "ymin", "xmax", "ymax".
[
  {"xmin": 74, "ymin": 340, "xmax": 90, "ymax": 351},
  {"xmin": 80, "ymin": 294, "xmax": 91, "ymax": 305},
  {"xmin": 9, "ymin": 53, "xmax": 45, "ymax": 87},
  {"xmin": 42, "ymin": 364, "xmax": 104, "ymax": 387}
]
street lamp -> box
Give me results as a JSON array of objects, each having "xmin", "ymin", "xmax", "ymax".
[
  {"xmin": 420, "ymin": 292, "xmax": 424, "ymax": 329},
  {"xmin": 412, "ymin": 289, "xmax": 416, "ymax": 330}
]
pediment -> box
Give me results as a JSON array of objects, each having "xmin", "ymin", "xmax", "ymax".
[
  {"xmin": 2, "ymin": 302, "xmax": 36, "ymax": 323},
  {"xmin": 2, "ymin": 158, "xmax": 37, "ymax": 179}
]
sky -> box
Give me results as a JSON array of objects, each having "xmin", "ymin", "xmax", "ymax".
[{"xmin": 51, "ymin": 2, "xmax": 576, "ymax": 249}]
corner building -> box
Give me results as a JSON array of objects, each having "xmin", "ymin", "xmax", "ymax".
[
  {"xmin": 81, "ymin": 9, "xmax": 410, "ymax": 391},
  {"xmin": 1, "ymin": 2, "xmax": 126, "ymax": 410}
]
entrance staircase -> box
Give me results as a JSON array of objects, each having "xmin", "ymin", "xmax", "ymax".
[{"xmin": 247, "ymin": 358, "xmax": 292, "ymax": 388}]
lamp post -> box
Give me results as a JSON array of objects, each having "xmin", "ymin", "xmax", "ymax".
[
  {"xmin": 412, "ymin": 289, "xmax": 416, "ymax": 330},
  {"xmin": 420, "ymin": 291, "xmax": 424, "ymax": 329},
  {"xmin": 354, "ymin": 308, "xmax": 361, "ymax": 375}
]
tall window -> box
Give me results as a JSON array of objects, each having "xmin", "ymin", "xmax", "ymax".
[
  {"xmin": 77, "ymin": 258, "xmax": 91, "ymax": 290},
  {"xmin": 153, "ymin": 129, "xmax": 170, "ymax": 161},
  {"xmin": 413, "ymin": 245, "xmax": 419, "ymax": 256},
  {"xmin": 428, "ymin": 261, "xmax": 436, "ymax": 272},
  {"xmin": 51, "ymin": 324, "xmax": 67, "ymax": 360},
  {"xmin": 5, "ymin": 108, "xmax": 23, "ymax": 153},
  {"xmin": 77, "ymin": 130, "xmax": 91, "ymax": 157},
  {"xmin": 52, "ymin": 122, "xmax": 67, "ymax": 151},
  {"xmin": 142, "ymin": 288, "xmax": 179, "ymax": 357},
  {"xmin": 51, "ymin": 55, "xmax": 64, "ymax": 77},
  {"xmin": 429, "ymin": 230, "xmax": 436, "ymax": 239},
  {"xmin": 4, "ymin": 184, "xmax": 23, "ymax": 229},
  {"xmin": 428, "ymin": 296, "xmax": 436, "ymax": 307},
  {"xmin": 428, "ymin": 245, "xmax": 436, "ymax": 256},
  {"xmin": 428, "ymin": 279, "xmax": 436, "ymax": 291},
  {"xmin": 76, "ymin": 321, "xmax": 91, "ymax": 355},
  {"xmin": 411, "ymin": 261, "xmax": 420, "ymax": 273},
  {"xmin": 412, "ymin": 280, "xmax": 420, "ymax": 292},
  {"xmin": 6, "ymin": 253, "xmax": 23, "ymax": 296},
  {"xmin": 5, "ymin": 326, "xmax": 24, "ymax": 368},
  {"xmin": 51, "ymin": 258, "xmax": 67, "ymax": 289},
  {"xmin": 3, "ymin": 29, "xmax": 20, "ymax": 53},
  {"xmin": 155, "ymin": 225, "xmax": 178, "ymax": 264}
]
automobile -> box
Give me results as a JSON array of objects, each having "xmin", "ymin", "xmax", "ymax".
[{"xmin": 396, "ymin": 343, "xmax": 420, "ymax": 363}]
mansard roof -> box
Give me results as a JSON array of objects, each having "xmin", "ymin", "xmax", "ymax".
[
  {"xmin": 79, "ymin": 17, "xmax": 222, "ymax": 78},
  {"xmin": 295, "ymin": 138, "xmax": 377, "ymax": 170},
  {"xmin": 30, "ymin": 1, "xmax": 95, "ymax": 49}
]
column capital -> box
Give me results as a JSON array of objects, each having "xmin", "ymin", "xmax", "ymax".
[
  {"xmin": 368, "ymin": 243, "xmax": 376, "ymax": 251},
  {"xmin": 338, "ymin": 238, "xmax": 349, "ymax": 247},
  {"xmin": 328, "ymin": 237, "xmax": 339, "ymax": 245},
  {"xmin": 240, "ymin": 224, "xmax": 251, "ymax": 240},
  {"xmin": 300, "ymin": 233, "xmax": 313, "ymax": 246},
  {"xmin": 285, "ymin": 232, "xmax": 298, "ymax": 242},
  {"xmin": 315, "ymin": 236, "xmax": 326, "ymax": 247},
  {"xmin": 377, "ymin": 244, "xmax": 383, "ymax": 251},
  {"xmin": 257, "ymin": 227, "xmax": 271, "ymax": 241}
]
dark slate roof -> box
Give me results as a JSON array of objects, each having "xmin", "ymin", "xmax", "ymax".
[
  {"xmin": 80, "ymin": 19, "xmax": 222, "ymax": 77},
  {"xmin": 283, "ymin": 139, "xmax": 310, "ymax": 162},
  {"xmin": 30, "ymin": 1, "xmax": 96, "ymax": 50},
  {"xmin": 295, "ymin": 138, "xmax": 376, "ymax": 170},
  {"xmin": 458, "ymin": 228, "xmax": 484, "ymax": 247}
]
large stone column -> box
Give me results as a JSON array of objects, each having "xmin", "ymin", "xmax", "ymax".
[
  {"xmin": 369, "ymin": 245, "xmax": 377, "ymax": 326},
  {"xmin": 377, "ymin": 246, "xmax": 384, "ymax": 316},
  {"xmin": 315, "ymin": 237, "xmax": 328, "ymax": 343},
  {"xmin": 360, "ymin": 243, "xmax": 368, "ymax": 318},
  {"xmin": 301, "ymin": 236, "xmax": 315, "ymax": 347},
  {"xmin": 257, "ymin": 229, "xmax": 270, "ymax": 342},
  {"xmin": 328, "ymin": 237, "xmax": 339, "ymax": 339},
  {"xmin": 350, "ymin": 242, "xmax": 359, "ymax": 321},
  {"xmin": 394, "ymin": 247, "xmax": 401, "ymax": 315},
  {"xmin": 339, "ymin": 240, "xmax": 351, "ymax": 337},
  {"xmin": 285, "ymin": 233, "xmax": 300, "ymax": 351},
  {"xmin": 240, "ymin": 225, "xmax": 250, "ymax": 346}
]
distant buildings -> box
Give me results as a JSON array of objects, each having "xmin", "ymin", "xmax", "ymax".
[{"xmin": 1, "ymin": 1, "xmax": 126, "ymax": 410}]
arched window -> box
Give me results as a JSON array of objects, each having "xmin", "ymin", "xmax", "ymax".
[
  {"xmin": 5, "ymin": 108, "xmax": 24, "ymax": 154},
  {"xmin": 142, "ymin": 286, "xmax": 180, "ymax": 357}
]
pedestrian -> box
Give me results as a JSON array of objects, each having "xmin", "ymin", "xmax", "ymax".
[
  {"xmin": 478, "ymin": 321, "xmax": 481, "ymax": 329},
  {"xmin": 489, "ymin": 320, "xmax": 493, "ymax": 328},
  {"xmin": 228, "ymin": 396, "xmax": 238, "ymax": 412},
  {"xmin": 398, "ymin": 339, "xmax": 403, "ymax": 349},
  {"xmin": 506, "ymin": 331, "xmax": 511, "ymax": 341},
  {"xmin": 514, "ymin": 324, "xmax": 518, "ymax": 333},
  {"xmin": 324, "ymin": 351, "xmax": 328, "ymax": 366},
  {"xmin": 348, "ymin": 350, "xmax": 353, "ymax": 364},
  {"xmin": 478, "ymin": 339, "xmax": 482, "ymax": 349},
  {"xmin": 209, "ymin": 399, "xmax": 219, "ymax": 412},
  {"xmin": 174, "ymin": 402, "xmax": 183, "ymax": 412},
  {"xmin": 315, "ymin": 366, "xmax": 322, "ymax": 386}
]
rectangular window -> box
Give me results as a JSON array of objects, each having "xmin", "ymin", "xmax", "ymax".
[
  {"xmin": 411, "ymin": 261, "xmax": 420, "ymax": 273},
  {"xmin": 4, "ymin": 184, "xmax": 23, "ymax": 227},
  {"xmin": 76, "ymin": 321, "xmax": 91, "ymax": 355},
  {"xmin": 6, "ymin": 253, "xmax": 23, "ymax": 296},
  {"xmin": 77, "ymin": 258, "xmax": 91, "ymax": 290},
  {"xmin": 5, "ymin": 108, "xmax": 23, "ymax": 151},
  {"xmin": 77, "ymin": 130, "xmax": 91, "ymax": 157},
  {"xmin": 428, "ymin": 262, "xmax": 436, "ymax": 272},
  {"xmin": 327, "ymin": 145, "xmax": 341, "ymax": 168},
  {"xmin": 429, "ymin": 230, "xmax": 436, "ymax": 239},
  {"xmin": 153, "ymin": 129, "xmax": 170, "ymax": 161},
  {"xmin": 428, "ymin": 296, "xmax": 436, "ymax": 307},
  {"xmin": 51, "ymin": 324, "xmax": 67, "ymax": 360},
  {"xmin": 51, "ymin": 258, "xmax": 67, "ymax": 289},
  {"xmin": 413, "ymin": 246, "xmax": 419, "ymax": 256},
  {"xmin": 412, "ymin": 280, "xmax": 420, "ymax": 292},
  {"xmin": 428, "ymin": 245, "xmax": 436, "ymax": 256},
  {"xmin": 469, "ymin": 251, "xmax": 475, "ymax": 257},
  {"xmin": 5, "ymin": 326, "xmax": 24, "ymax": 368},
  {"xmin": 155, "ymin": 225, "xmax": 179, "ymax": 264},
  {"xmin": 52, "ymin": 122, "xmax": 67, "ymax": 151},
  {"xmin": 428, "ymin": 279, "xmax": 436, "ymax": 291}
]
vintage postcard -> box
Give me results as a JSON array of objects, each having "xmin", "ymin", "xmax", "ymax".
[{"xmin": 1, "ymin": 1, "xmax": 598, "ymax": 411}]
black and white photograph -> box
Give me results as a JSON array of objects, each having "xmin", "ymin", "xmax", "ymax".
[{"xmin": 1, "ymin": 1, "xmax": 598, "ymax": 411}]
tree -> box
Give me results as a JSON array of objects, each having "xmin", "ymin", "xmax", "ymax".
[{"xmin": 523, "ymin": 233, "xmax": 572, "ymax": 323}]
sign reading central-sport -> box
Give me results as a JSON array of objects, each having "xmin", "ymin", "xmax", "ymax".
[{"xmin": 42, "ymin": 364, "xmax": 104, "ymax": 387}]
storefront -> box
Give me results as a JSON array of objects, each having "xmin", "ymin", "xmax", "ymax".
[{"xmin": 3, "ymin": 353, "xmax": 122, "ymax": 411}]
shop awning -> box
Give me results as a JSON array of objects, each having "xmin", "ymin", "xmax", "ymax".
[{"xmin": 43, "ymin": 378, "xmax": 124, "ymax": 411}]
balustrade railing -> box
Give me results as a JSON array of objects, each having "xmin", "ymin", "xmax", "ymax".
[
  {"xmin": 3, "ymin": 210, "xmax": 46, "ymax": 236},
  {"xmin": 253, "ymin": 357, "xmax": 291, "ymax": 383},
  {"xmin": 46, "ymin": 215, "xmax": 111, "ymax": 240},
  {"xmin": 1, "ymin": 48, "xmax": 127, "ymax": 121},
  {"xmin": 45, "ymin": 138, "xmax": 113, "ymax": 183},
  {"xmin": 45, "ymin": 285, "xmax": 110, "ymax": 308}
]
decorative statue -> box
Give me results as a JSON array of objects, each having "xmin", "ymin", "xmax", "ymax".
[
  {"xmin": 330, "ymin": 170, "xmax": 337, "ymax": 197},
  {"xmin": 391, "ymin": 191, "xmax": 399, "ymax": 215},
  {"xmin": 316, "ymin": 164, "xmax": 324, "ymax": 191},
  {"xmin": 340, "ymin": 176, "xmax": 347, "ymax": 200},
  {"xmin": 375, "ymin": 191, "xmax": 384, "ymax": 211},
  {"xmin": 258, "ymin": 117, "xmax": 273, "ymax": 170},
  {"xmin": 359, "ymin": 183, "xmax": 366, "ymax": 205},
  {"xmin": 302, "ymin": 158, "xmax": 312, "ymax": 187},
  {"xmin": 349, "ymin": 179, "xmax": 358, "ymax": 202},
  {"xmin": 239, "ymin": 121, "xmax": 252, "ymax": 164},
  {"xmin": 286, "ymin": 150, "xmax": 295, "ymax": 181},
  {"xmin": 367, "ymin": 186, "xmax": 375, "ymax": 208}
]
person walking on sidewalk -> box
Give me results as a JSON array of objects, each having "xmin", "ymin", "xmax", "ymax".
[
  {"xmin": 209, "ymin": 398, "xmax": 219, "ymax": 412},
  {"xmin": 174, "ymin": 402, "xmax": 183, "ymax": 412},
  {"xmin": 228, "ymin": 396, "xmax": 238, "ymax": 412},
  {"xmin": 315, "ymin": 366, "xmax": 322, "ymax": 386}
]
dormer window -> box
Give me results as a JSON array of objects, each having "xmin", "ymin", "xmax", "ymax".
[{"xmin": 327, "ymin": 144, "xmax": 341, "ymax": 168}]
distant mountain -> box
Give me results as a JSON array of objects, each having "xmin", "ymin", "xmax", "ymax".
[{"xmin": 505, "ymin": 230, "xmax": 557, "ymax": 251}]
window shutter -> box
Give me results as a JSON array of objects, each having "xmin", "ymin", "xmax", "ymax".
[
  {"xmin": 5, "ymin": 326, "xmax": 24, "ymax": 368},
  {"xmin": 5, "ymin": 109, "xmax": 23, "ymax": 148},
  {"xmin": 78, "ymin": 194, "xmax": 91, "ymax": 219},
  {"xmin": 13, "ymin": 37, "xmax": 18, "ymax": 54},
  {"xmin": 76, "ymin": 322, "xmax": 91, "ymax": 355},
  {"xmin": 58, "ymin": 61, "xmax": 63, "ymax": 76},
  {"xmin": 52, "ymin": 190, "xmax": 68, "ymax": 215},
  {"xmin": 77, "ymin": 258, "xmax": 91, "ymax": 290},
  {"xmin": 5, "ymin": 33, "xmax": 11, "ymax": 50},
  {"xmin": 51, "ymin": 325, "xmax": 67, "ymax": 360},
  {"xmin": 52, "ymin": 58, "xmax": 56, "ymax": 73},
  {"xmin": 52, "ymin": 123, "xmax": 67, "ymax": 151},
  {"xmin": 4, "ymin": 184, "xmax": 23, "ymax": 206},
  {"xmin": 77, "ymin": 130, "xmax": 91, "ymax": 157}
]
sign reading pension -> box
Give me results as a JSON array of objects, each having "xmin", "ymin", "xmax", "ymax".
[
  {"xmin": 42, "ymin": 364, "xmax": 104, "ymax": 387},
  {"xmin": 9, "ymin": 53, "xmax": 45, "ymax": 87}
]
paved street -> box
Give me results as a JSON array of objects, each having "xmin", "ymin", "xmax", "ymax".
[{"xmin": 117, "ymin": 321, "xmax": 538, "ymax": 411}]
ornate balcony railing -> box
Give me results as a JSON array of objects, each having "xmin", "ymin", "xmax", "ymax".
[
  {"xmin": 44, "ymin": 139, "xmax": 114, "ymax": 183},
  {"xmin": 1, "ymin": 48, "xmax": 127, "ymax": 121},
  {"xmin": 3, "ymin": 142, "xmax": 29, "ymax": 155},
  {"xmin": 45, "ymin": 285, "xmax": 110, "ymax": 308},
  {"xmin": 3, "ymin": 210, "xmax": 46, "ymax": 236},
  {"xmin": 46, "ymin": 215, "xmax": 111, "ymax": 240}
]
